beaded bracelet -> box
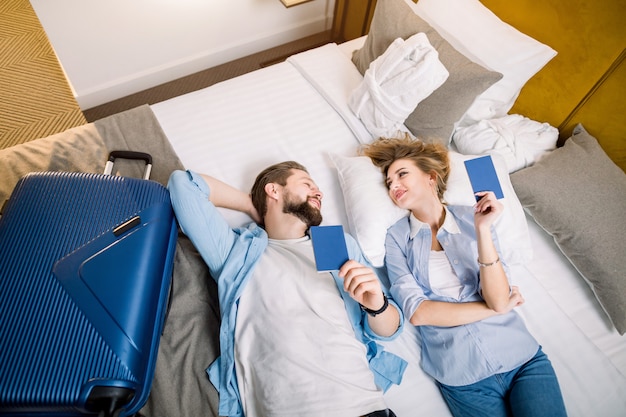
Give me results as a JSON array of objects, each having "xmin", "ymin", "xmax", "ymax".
[
  {"xmin": 477, "ymin": 257, "xmax": 500, "ymax": 267},
  {"xmin": 361, "ymin": 295, "xmax": 389, "ymax": 317}
]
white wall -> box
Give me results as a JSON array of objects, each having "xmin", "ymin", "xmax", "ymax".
[{"xmin": 30, "ymin": 0, "xmax": 334, "ymax": 109}]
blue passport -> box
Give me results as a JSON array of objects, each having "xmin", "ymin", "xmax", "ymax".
[
  {"xmin": 309, "ymin": 225, "xmax": 349, "ymax": 272},
  {"xmin": 463, "ymin": 155, "xmax": 504, "ymax": 201}
]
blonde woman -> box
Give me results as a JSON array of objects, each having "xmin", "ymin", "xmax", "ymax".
[{"xmin": 362, "ymin": 137, "xmax": 567, "ymax": 417}]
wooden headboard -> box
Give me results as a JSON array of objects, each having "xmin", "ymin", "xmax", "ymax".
[{"xmin": 332, "ymin": 0, "xmax": 626, "ymax": 172}]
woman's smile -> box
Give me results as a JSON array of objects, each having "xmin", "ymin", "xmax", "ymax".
[{"xmin": 392, "ymin": 188, "xmax": 406, "ymax": 202}]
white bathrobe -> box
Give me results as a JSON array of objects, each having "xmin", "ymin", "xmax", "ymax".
[{"xmin": 349, "ymin": 32, "xmax": 449, "ymax": 138}]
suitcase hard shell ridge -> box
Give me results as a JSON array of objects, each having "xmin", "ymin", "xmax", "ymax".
[{"xmin": 0, "ymin": 162, "xmax": 177, "ymax": 416}]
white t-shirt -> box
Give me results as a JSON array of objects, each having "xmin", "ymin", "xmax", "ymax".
[{"xmin": 234, "ymin": 236, "xmax": 386, "ymax": 417}]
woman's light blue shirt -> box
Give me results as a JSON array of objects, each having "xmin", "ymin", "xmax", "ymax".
[
  {"xmin": 168, "ymin": 170, "xmax": 406, "ymax": 417},
  {"xmin": 385, "ymin": 205, "xmax": 538, "ymax": 386}
]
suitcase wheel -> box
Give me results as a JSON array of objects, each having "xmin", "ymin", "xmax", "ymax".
[{"xmin": 85, "ymin": 386, "xmax": 135, "ymax": 417}]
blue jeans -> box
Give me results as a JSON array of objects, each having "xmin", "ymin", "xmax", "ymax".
[{"xmin": 438, "ymin": 347, "xmax": 567, "ymax": 417}]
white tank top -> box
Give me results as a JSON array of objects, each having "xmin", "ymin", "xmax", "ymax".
[{"xmin": 429, "ymin": 250, "xmax": 463, "ymax": 300}]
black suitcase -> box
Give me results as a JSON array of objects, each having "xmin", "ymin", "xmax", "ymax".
[{"xmin": 0, "ymin": 151, "xmax": 177, "ymax": 416}]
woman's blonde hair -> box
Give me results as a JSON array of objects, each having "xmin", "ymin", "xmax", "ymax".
[{"xmin": 361, "ymin": 134, "xmax": 450, "ymax": 201}]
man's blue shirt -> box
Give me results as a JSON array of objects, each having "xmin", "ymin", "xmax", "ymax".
[{"xmin": 168, "ymin": 170, "xmax": 406, "ymax": 417}]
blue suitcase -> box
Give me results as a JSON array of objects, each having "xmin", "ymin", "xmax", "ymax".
[{"xmin": 0, "ymin": 152, "xmax": 177, "ymax": 417}]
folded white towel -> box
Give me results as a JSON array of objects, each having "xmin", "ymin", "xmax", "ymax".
[
  {"xmin": 452, "ymin": 114, "xmax": 558, "ymax": 173},
  {"xmin": 349, "ymin": 32, "xmax": 449, "ymax": 138}
]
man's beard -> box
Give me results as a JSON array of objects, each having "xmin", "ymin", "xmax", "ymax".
[{"xmin": 283, "ymin": 192, "xmax": 322, "ymax": 227}]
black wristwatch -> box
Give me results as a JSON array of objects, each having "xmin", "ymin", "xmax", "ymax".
[{"xmin": 361, "ymin": 295, "xmax": 389, "ymax": 317}]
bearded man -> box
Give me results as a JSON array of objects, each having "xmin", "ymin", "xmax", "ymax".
[{"xmin": 167, "ymin": 161, "xmax": 405, "ymax": 417}]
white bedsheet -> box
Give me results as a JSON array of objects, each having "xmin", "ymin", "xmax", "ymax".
[
  {"xmin": 524, "ymin": 212, "xmax": 626, "ymax": 377},
  {"xmin": 150, "ymin": 41, "xmax": 626, "ymax": 417},
  {"xmin": 511, "ymin": 261, "xmax": 626, "ymax": 416},
  {"xmin": 151, "ymin": 57, "xmax": 361, "ymax": 230}
]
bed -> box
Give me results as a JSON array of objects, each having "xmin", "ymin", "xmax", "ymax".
[{"xmin": 1, "ymin": 0, "xmax": 624, "ymax": 416}]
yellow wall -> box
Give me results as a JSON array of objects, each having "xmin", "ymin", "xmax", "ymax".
[
  {"xmin": 560, "ymin": 53, "xmax": 626, "ymax": 171},
  {"xmin": 482, "ymin": 1, "xmax": 622, "ymax": 122},
  {"xmin": 332, "ymin": 0, "xmax": 374, "ymax": 42},
  {"xmin": 481, "ymin": 0, "xmax": 626, "ymax": 171}
]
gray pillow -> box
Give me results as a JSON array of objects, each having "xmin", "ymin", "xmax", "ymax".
[
  {"xmin": 510, "ymin": 124, "xmax": 626, "ymax": 335},
  {"xmin": 352, "ymin": 0, "xmax": 502, "ymax": 144}
]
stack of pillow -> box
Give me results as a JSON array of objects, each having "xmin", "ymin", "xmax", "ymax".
[{"xmin": 349, "ymin": 0, "xmax": 557, "ymax": 145}]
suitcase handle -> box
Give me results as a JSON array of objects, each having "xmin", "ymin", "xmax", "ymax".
[{"xmin": 104, "ymin": 151, "xmax": 153, "ymax": 180}]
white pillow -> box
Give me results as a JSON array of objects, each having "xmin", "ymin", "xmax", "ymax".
[
  {"xmin": 446, "ymin": 152, "xmax": 533, "ymax": 268},
  {"xmin": 329, "ymin": 153, "xmax": 408, "ymax": 267},
  {"xmin": 329, "ymin": 150, "xmax": 532, "ymax": 268},
  {"xmin": 413, "ymin": 0, "xmax": 557, "ymax": 126}
]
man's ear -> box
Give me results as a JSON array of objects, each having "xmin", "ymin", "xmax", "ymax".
[{"xmin": 264, "ymin": 183, "xmax": 280, "ymax": 201}]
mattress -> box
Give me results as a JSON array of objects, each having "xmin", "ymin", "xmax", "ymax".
[
  {"xmin": 152, "ymin": 53, "xmax": 360, "ymax": 230},
  {"xmin": 150, "ymin": 41, "xmax": 626, "ymax": 416}
]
